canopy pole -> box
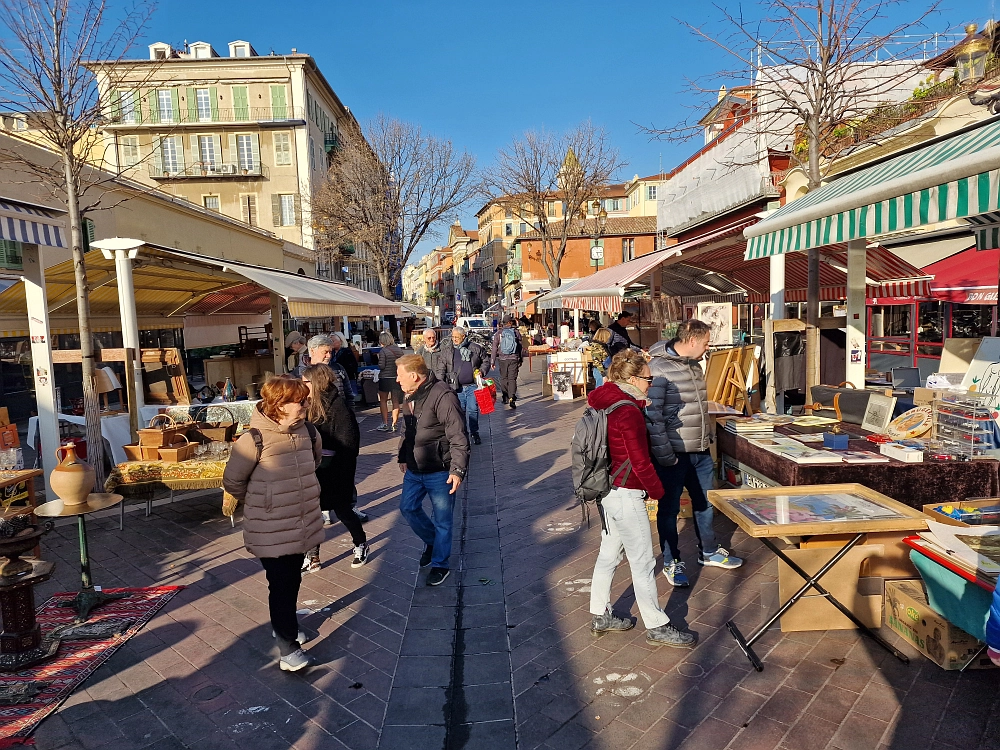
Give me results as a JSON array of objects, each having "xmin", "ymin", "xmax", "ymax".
[
  {"xmin": 113, "ymin": 249, "xmax": 145, "ymax": 418},
  {"xmin": 846, "ymin": 240, "xmax": 867, "ymax": 389},
  {"xmin": 806, "ymin": 248, "xmax": 821, "ymax": 404},
  {"xmin": 270, "ymin": 293, "xmax": 285, "ymax": 375},
  {"xmin": 342, "ymin": 316, "xmax": 349, "ymax": 338},
  {"xmin": 21, "ymin": 245, "xmax": 58, "ymax": 498},
  {"xmin": 573, "ymin": 309, "xmax": 579, "ymax": 337},
  {"xmin": 769, "ymin": 254, "xmax": 786, "ymax": 415}
]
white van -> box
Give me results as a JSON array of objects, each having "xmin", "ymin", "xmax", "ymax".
[{"xmin": 455, "ymin": 316, "xmax": 492, "ymax": 333}]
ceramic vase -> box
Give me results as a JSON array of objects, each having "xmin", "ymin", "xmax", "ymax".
[
  {"xmin": 223, "ymin": 378, "xmax": 236, "ymax": 402},
  {"xmin": 49, "ymin": 443, "xmax": 95, "ymax": 506}
]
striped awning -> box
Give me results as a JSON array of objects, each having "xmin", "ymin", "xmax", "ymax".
[
  {"xmin": 967, "ymin": 211, "xmax": 1000, "ymax": 250},
  {"xmin": 0, "ymin": 198, "xmax": 66, "ymax": 248},
  {"xmin": 745, "ymin": 117, "xmax": 1000, "ymax": 259}
]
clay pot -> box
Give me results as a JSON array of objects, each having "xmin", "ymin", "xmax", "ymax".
[{"xmin": 49, "ymin": 443, "xmax": 95, "ymax": 506}]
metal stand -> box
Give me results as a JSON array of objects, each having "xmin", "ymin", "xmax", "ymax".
[
  {"xmin": 726, "ymin": 534, "xmax": 911, "ymax": 672},
  {"xmin": 0, "ymin": 560, "xmax": 60, "ymax": 672}
]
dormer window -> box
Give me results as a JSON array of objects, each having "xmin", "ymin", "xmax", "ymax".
[
  {"xmin": 149, "ymin": 42, "xmax": 172, "ymax": 61},
  {"xmin": 189, "ymin": 42, "xmax": 217, "ymax": 59},
  {"xmin": 234, "ymin": 45, "xmax": 247, "ymax": 57},
  {"xmin": 228, "ymin": 40, "xmax": 256, "ymax": 58}
]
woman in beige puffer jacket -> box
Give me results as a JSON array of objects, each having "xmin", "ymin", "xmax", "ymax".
[{"xmin": 223, "ymin": 375, "xmax": 323, "ymax": 672}]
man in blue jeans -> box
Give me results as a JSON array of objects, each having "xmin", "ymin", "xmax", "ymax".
[
  {"xmin": 396, "ymin": 354, "xmax": 470, "ymax": 586},
  {"xmin": 450, "ymin": 326, "xmax": 489, "ymax": 445},
  {"xmin": 646, "ymin": 320, "xmax": 743, "ymax": 587}
]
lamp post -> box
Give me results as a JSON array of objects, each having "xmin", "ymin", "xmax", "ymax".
[
  {"xmin": 957, "ymin": 23, "xmax": 990, "ymax": 82},
  {"xmin": 585, "ymin": 199, "xmax": 609, "ymax": 276}
]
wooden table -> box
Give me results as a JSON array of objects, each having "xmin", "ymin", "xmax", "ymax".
[
  {"xmin": 0, "ymin": 469, "xmax": 41, "ymax": 518},
  {"xmin": 707, "ymin": 483, "xmax": 929, "ymax": 672}
]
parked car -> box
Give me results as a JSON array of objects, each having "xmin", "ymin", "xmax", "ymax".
[
  {"xmin": 455, "ymin": 316, "xmax": 491, "ymax": 332},
  {"xmin": 442, "ymin": 311, "xmax": 456, "ymax": 324}
]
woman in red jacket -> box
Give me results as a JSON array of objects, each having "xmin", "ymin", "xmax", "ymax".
[{"xmin": 588, "ymin": 350, "xmax": 696, "ymax": 648}]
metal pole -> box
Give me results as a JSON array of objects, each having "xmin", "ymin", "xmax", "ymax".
[
  {"xmin": 114, "ymin": 249, "xmax": 145, "ymax": 413},
  {"xmin": 846, "ymin": 240, "xmax": 867, "ymax": 388}
]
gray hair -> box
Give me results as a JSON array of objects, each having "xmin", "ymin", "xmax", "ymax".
[
  {"xmin": 330, "ymin": 332, "xmax": 348, "ymax": 347},
  {"xmin": 451, "ymin": 326, "xmax": 467, "ymax": 340},
  {"xmin": 307, "ymin": 334, "xmax": 334, "ymax": 354},
  {"xmin": 378, "ymin": 331, "xmax": 396, "ymax": 346}
]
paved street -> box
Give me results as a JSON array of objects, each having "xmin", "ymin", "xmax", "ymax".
[{"xmin": 30, "ymin": 370, "xmax": 1000, "ymax": 750}]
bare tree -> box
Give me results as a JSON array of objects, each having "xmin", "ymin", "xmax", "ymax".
[
  {"xmin": 640, "ymin": 0, "xmax": 939, "ymax": 392},
  {"xmin": 481, "ymin": 122, "xmax": 625, "ymax": 290},
  {"xmin": 313, "ymin": 114, "xmax": 478, "ymax": 299},
  {"xmin": 0, "ymin": 0, "xmax": 156, "ymax": 484}
]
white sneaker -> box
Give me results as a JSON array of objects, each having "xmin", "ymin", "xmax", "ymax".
[
  {"xmin": 321, "ymin": 510, "xmax": 332, "ymax": 526},
  {"xmin": 279, "ymin": 649, "xmax": 313, "ymax": 672},
  {"xmin": 272, "ymin": 629, "xmax": 309, "ymax": 644},
  {"xmin": 351, "ymin": 543, "xmax": 369, "ymax": 568}
]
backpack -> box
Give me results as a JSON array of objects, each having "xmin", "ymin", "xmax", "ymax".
[
  {"xmin": 570, "ymin": 399, "xmax": 639, "ymax": 530},
  {"xmin": 499, "ymin": 327, "xmax": 518, "ymax": 356}
]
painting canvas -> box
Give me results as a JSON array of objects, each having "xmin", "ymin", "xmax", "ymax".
[
  {"xmin": 861, "ymin": 394, "xmax": 897, "ymax": 434},
  {"xmin": 961, "ymin": 337, "xmax": 1000, "ymax": 426},
  {"xmin": 551, "ymin": 371, "xmax": 574, "ymax": 401},
  {"xmin": 729, "ymin": 492, "xmax": 905, "ymax": 527},
  {"xmin": 697, "ymin": 302, "xmax": 732, "ymax": 346}
]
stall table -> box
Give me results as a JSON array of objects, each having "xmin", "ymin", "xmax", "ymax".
[
  {"xmin": 717, "ymin": 423, "xmax": 1000, "ymax": 509},
  {"xmin": 104, "ymin": 457, "xmax": 228, "ymax": 527}
]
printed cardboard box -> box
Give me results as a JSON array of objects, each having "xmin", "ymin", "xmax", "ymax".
[{"xmin": 885, "ymin": 579, "xmax": 991, "ymax": 670}]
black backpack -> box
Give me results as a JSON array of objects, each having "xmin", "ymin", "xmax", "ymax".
[{"xmin": 570, "ymin": 399, "xmax": 638, "ymax": 530}]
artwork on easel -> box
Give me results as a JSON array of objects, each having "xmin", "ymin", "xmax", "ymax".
[
  {"xmin": 551, "ymin": 371, "xmax": 574, "ymax": 401},
  {"xmin": 861, "ymin": 394, "xmax": 897, "ymax": 434},
  {"xmin": 697, "ymin": 302, "xmax": 733, "ymax": 346},
  {"xmin": 962, "ymin": 337, "xmax": 1000, "ymax": 426}
]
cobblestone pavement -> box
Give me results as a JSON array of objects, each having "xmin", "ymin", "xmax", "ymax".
[{"xmin": 29, "ymin": 366, "xmax": 1000, "ymax": 750}]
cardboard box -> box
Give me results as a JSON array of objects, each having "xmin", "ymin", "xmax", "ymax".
[
  {"xmin": 922, "ymin": 499, "xmax": 1000, "ymax": 527},
  {"xmin": 0, "ymin": 407, "xmax": 9, "ymax": 426},
  {"xmin": 914, "ymin": 388, "xmax": 944, "ymax": 406},
  {"xmin": 801, "ymin": 532, "xmax": 920, "ymax": 578},
  {"xmin": 885, "ymin": 579, "xmax": 991, "ymax": 670},
  {"xmin": 0, "ymin": 424, "xmax": 19, "ymax": 448}
]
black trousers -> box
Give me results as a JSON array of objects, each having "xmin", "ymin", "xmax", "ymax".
[
  {"xmin": 498, "ymin": 359, "xmax": 521, "ymax": 400},
  {"xmin": 315, "ymin": 454, "xmax": 366, "ymax": 547},
  {"xmin": 260, "ymin": 554, "xmax": 305, "ymax": 656}
]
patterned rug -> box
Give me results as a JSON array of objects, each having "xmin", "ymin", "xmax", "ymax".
[{"xmin": 0, "ymin": 586, "xmax": 183, "ymax": 739}]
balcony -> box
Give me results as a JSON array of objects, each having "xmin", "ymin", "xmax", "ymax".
[
  {"xmin": 107, "ymin": 106, "xmax": 307, "ymax": 128},
  {"xmin": 324, "ymin": 131, "xmax": 339, "ymax": 153},
  {"xmin": 148, "ymin": 162, "xmax": 269, "ymax": 179}
]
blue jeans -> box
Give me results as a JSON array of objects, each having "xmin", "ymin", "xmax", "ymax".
[
  {"xmin": 654, "ymin": 451, "xmax": 717, "ymax": 560},
  {"xmin": 399, "ymin": 470, "xmax": 455, "ymax": 569},
  {"xmin": 457, "ymin": 384, "xmax": 480, "ymax": 438}
]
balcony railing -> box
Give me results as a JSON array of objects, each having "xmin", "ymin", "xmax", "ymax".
[
  {"xmin": 148, "ymin": 162, "xmax": 269, "ymax": 179},
  {"xmin": 108, "ymin": 106, "xmax": 306, "ymax": 126}
]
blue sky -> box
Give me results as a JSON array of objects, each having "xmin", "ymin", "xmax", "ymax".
[{"xmin": 150, "ymin": 0, "xmax": 995, "ymax": 260}]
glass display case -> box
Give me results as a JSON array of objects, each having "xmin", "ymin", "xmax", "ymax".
[{"xmin": 932, "ymin": 396, "xmax": 1000, "ymax": 458}]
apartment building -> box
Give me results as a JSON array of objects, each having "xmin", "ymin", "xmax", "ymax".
[{"xmin": 86, "ymin": 38, "xmax": 362, "ymax": 280}]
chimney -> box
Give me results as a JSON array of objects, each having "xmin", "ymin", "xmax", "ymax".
[{"xmin": 291, "ymin": 47, "xmax": 297, "ymax": 55}]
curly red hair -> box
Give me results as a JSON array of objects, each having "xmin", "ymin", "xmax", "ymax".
[{"xmin": 259, "ymin": 375, "xmax": 310, "ymax": 422}]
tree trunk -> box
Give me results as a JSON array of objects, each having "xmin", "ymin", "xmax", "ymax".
[
  {"xmin": 804, "ymin": 115, "xmax": 822, "ymax": 402},
  {"xmin": 64, "ymin": 156, "xmax": 106, "ymax": 488},
  {"xmin": 377, "ymin": 265, "xmax": 393, "ymax": 301}
]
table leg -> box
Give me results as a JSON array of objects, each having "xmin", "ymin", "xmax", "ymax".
[
  {"xmin": 119, "ymin": 500, "xmax": 124, "ymax": 531},
  {"xmin": 56, "ymin": 514, "xmax": 125, "ymax": 622},
  {"xmin": 726, "ymin": 533, "xmax": 909, "ymax": 672}
]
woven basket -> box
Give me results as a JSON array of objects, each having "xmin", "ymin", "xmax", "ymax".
[
  {"xmin": 138, "ymin": 414, "xmax": 191, "ymax": 448},
  {"xmin": 189, "ymin": 406, "xmax": 236, "ymax": 444},
  {"xmin": 158, "ymin": 434, "xmax": 196, "ymax": 463}
]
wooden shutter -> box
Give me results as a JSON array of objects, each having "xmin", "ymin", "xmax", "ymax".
[
  {"xmin": 186, "ymin": 87, "xmax": 197, "ymax": 122},
  {"xmin": 170, "ymin": 89, "xmax": 180, "ymax": 122},
  {"xmin": 241, "ymin": 195, "xmax": 257, "ymax": 226},
  {"xmin": 147, "ymin": 91, "xmax": 159, "ymax": 124},
  {"xmin": 293, "ymin": 194, "xmax": 302, "ymax": 225},
  {"xmin": 270, "ymin": 85, "xmax": 287, "ymax": 119},
  {"xmin": 250, "ymin": 133, "xmax": 261, "ymax": 173},
  {"xmin": 174, "ymin": 136, "xmax": 186, "ymax": 172},
  {"xmin": 228, "ymin": 134, "xmax": 238, "ymax": 167},
  {"xmin": 274, "ymin": 132, "xmax": 291, "ymax": 166},
  {"xmin": 212, "ymin": 135, "xmax": 223, "ymax": 168},
  {"xmin": 271, "ymin": 194, "xmax": 281, "ymax": 227},
  {"xmin": 189, "ymin": 135, "xmax": 200, "ymax": 166},
  {"xmin": 232, "ymin": 86, "xmax": 248, "ymax": 120},
  {"xmin": 109, "ymin": 90, "xmax": 121, "ymax": 122},
  {"xmin": 209, "ymin": 86, "xmax": 219, "ymax": 121},
  {"xmin": 152, "ymin": 136, "xmax": 162, "ymax": 174}
]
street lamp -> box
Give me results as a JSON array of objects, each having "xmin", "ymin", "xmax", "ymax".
[
  {"xmin": 588, "ymin": 199, "xmax": 608, "ymax": 275},
  {"xmin": 957, "ymin": 23, "xmax": 990, "ymax": 82}
]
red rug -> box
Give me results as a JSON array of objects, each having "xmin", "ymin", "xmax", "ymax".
[{"xmin": 0, "ymin": 586, "xmax": 183, "ymax": 739}]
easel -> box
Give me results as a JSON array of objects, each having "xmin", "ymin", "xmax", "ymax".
[{"xmin": 707, "ymin": 346, "xmax": 755, "ymax": 415}]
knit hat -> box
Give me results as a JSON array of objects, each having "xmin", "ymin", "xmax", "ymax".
[{"xmin": 285, "ymin": 331, "xmax": 307, "ymax": 347}]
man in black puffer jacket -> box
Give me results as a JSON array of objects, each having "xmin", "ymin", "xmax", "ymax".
[{"xmin": 396, "ymin": 354, "xmax": 469, "ymax": 587}]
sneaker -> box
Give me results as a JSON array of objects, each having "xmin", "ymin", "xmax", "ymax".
[
  {"xmin": 472, "ymin": 434, "xmax": 482, "ymax": 445},
  {"xmin": 321, "ymin": 510, "xmax": 333, "ymax": 527},
  {"xmin": 376, "ymin": 423, "xmax": 390, "ymax": 432},
  {"xmin": 302, "ymin": 555, "xmax": 321, "ymax": 574},
  {"xmin": 509, "ymin": 399, "xmax": 516, "ymax": 410},
  {"xmin": 272, "ymin": 629, "xmax": 309, "ymax": 645},
  {"xmin": 279, "ymin": 649, "xmax": 313, "ymax": 672},
  {"xmin": 501, "ymin": 394, "xmax": 509, "ymax": 404},
  {"xmin": 391, "ymin": 421, "xmax": 398, "ymax": 432},
  {"xmin": 354, "ymin": 508, "xmax": 369, "ymax": 523},
  {"xmin": 351, "ymin": 543, "xmax": 369, "ymax": 568},
  {"xmin": 646, "ymin": 624, "xmax": 696, "ymax": 648},
  {"xmin": 419, "ymin": 544, "xmax": 434, "ymax": 568},
  {"xmin": 664, "ymin": 559, "xmax": 690, "ymax": 588},
  {"xmin": 426, "ymin": 567, "xmax": 450, "ymax": 586},
  {"xmin": 591, "ymin": 608, "xmax": 635, "ymax": 635},
  {"xmin": 699, "ymin": 547, "xmax": 743, "ymax": 569}
]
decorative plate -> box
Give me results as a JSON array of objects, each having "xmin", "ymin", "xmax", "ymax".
[{"xmin": 886, "ymin": 406, "xmax": 934, "ymax": 439}]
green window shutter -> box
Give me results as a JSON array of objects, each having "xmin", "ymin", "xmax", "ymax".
[
  {"xmin": 233, "ymin": 86, "xmax": 248, "ymax": 120},
  {"xmin": 174, "ymin": 136, "xmax": 186, "ymax": 173},
  {"xmin": 293, "ymin": 194, "xmax": 302, "ymax": 225},
  {"xmin": 209, "ymin": 86, "xmax": 219, "ymax": 121},
  {"xmin": 270, "ymin": 85, "xmax": 287, "ymax": 119},
  {"xmin": 271, "ymin": 194, "xmax": 281, "ymax": 227},
  {"xmin": 170, "ymin": 89, "xmax": 180, "ymax": 122},
  {"xmin": 212, "ymin": 135, "xmax": 223, "ymax": 167},
  {"xmin": 228, "ymin": 133, "xmax": 238, "ymax": 166},
  {"xmin": 109, "ymin": 90, "xmax": 121, "ymax": 122},
  {"xmin": 186, "ymin": 87, "xmax": 197, "ymax": 122},
  {"xmin": 189, "ymin": 135, "xmax": 200, "ymax": 166},
  {"xmin": 250, "ymin": 133, "xmax": 261, "ymax": 173},
  {"xmin": 147, "ymin": 91, "xmax": 159, "ymax": 124},
  {"xmin": 152, "ymin": 136, "xmax": 163, "ymax": 174}
]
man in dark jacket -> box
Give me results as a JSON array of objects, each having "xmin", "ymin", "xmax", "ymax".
[
  {"xmin": 396, "ymin": 354, "xmax": 469, "ymax": 586},
  {"xmin": 490, "ymin": 316, "xmax": 524, "ymax": 409},
  {"xmin": 451, "ymin": 326, "xmax": 489, "ymax": 445},
  {"xmin": 645, "ymin": 319, "xmax": 742, "ymax": 588},
  {"xmin": 416, "ymin": 328, "xmax": 454, "ymax": 386},
  {"xmin": 608, "ymin": 311, "xmax": 637, "ymax": 353}
]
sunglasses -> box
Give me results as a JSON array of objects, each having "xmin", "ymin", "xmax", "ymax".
[{"xmin": 632, "ymin": 375, "xmax": 653, "ymax": 383}]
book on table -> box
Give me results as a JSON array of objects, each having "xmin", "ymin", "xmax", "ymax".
[
  {"xmin": 839, "ymin": 450, "xmax": 890, "ymax": 464},
  {"xmin": 746, "ymin": 436, "xmax": 844, "ymax": 464}
]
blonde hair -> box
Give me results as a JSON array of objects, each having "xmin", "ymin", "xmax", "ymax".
[
  {"xmin": 592, "ymin": 327, "xmax": 612, "ymax": 345},
  {"xmin": 397, "ymin": 354, "xmax": 428, "ymax": 377},
  {"xmin": 607, "ymin": 349, "xmax": 647, "ymax": 382}
]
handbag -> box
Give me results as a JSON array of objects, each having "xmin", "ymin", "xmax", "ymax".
[{"xmin": 474, "ymin": 386, "xmax": 496, "ymax": 415}]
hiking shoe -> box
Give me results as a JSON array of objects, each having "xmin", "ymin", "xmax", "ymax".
[
  {"xmin": 664, "ymin": 559, "xmax": 690, "ymax": 588},
  {"xmin": 272, "ymin": 629, "xmax": 309, "ymax": 645},
  {"xmin": 376, "ymin": 423, "xmax": 390, "ymax": 432},
  {"xmin": 699, "ymin": 547, "xmax": 743, "ymax": 569},
  {"xmin": 646, "ymin": 624, "xmax": 696, "ymax": 648},
  {"xmin": 472, "ymin": 434, "xmax": 482, "ymax": 445},
  {"xmin": 591, "ymin": 609, "xmax": 634, "ymax": 635},
  {"xmin": 321, "ymin": 510, "xmax": 333, "ymax": 527},
  {"xmin": 302, "ymin": 555, "xmax": 321, "ymax": 573},
  {"xmin": 354, "ymin": 508, "xmax": 369, "ymax": 523},
  {"xmin": 419, "ymin": 544, "xmax": 434, "ymax": 568},
  {"xmin": 426, "ymin": 567, "xmax": 450, "ymax": 586},
  {"xmin": 279, "ymin": 649, "xmax": 313, "ymax": 672},
  {"xmin": 509, "ymin": 399, "xmax": 516, "ymax": 410},
  {"xmin": 351, "ymin": 543, "xmax": 369, "ymax": 568}
]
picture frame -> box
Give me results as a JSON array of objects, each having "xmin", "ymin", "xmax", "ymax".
[{"xmin": 861, "ymin": 393, "xmax": 897, "ymax": 434}]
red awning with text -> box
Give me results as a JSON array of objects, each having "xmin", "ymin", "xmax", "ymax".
[{"xmin": 926, "ymin": 246, "xmax": 999, "ymax": 304}]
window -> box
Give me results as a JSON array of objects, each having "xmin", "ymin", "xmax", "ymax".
[
  {"xmin": 157, "ymin": 89, "xmax": 174, "ymax": 122},
  {"xmin": 547, "ymin": 201, "xmax": 556, "ymax": 217},
  {"xmin": 270, "ymin": 85, "xmax": 288, "ymax": 120},
  {"xmin": 160, "ymin": 136, "xmax": 179, "ymax": 173},
  {"xmin": 241, "ymin": 195, "xmax": 257, "ymax": 227},
  {"xmin": 603, "ymin": 198, "xmax": 622, "ymax": 211},
  {"xmin": 310, "ymin": 137, "xmax": 316, "ymax": 171},
  {"xmin": 237, "ymin": 134, "xmax": 255, "ymax": 171},
  {"xmin": 622, "ymin": 238, "xmax": 635, "ymax": 263},
  {"xmin": 917, "ymin": 301, "xmax": 943, "ymax": 343},
  {"xmin": 273, "ymin": 132, "xmax": 292, "ymax": 165},
  {"xmin": 203, "ymin": 195, "xmax": 220, "ymax": 211},
  {"xmin": 504, "ymin": 223, "xmax": 513, "ymax": 237},
  {"xmin": 279, "ymin": 194, "xmax": 296, "ymax": 226},
  {"xmin": 646, "ymin": 185, "xmax": 657, "ymax": 201},
  {"xmin": 119, "ymin": 90, "xmax": 137, "ymax": 123},
  {"xmin": 0, "ymin": 240, "xmax": 22, "ymax": 270},
  {"xmin": 519, "ymin": 222, "xmax": 527, "ymax": 235},
  {"xmin": 196, "ymin": 89, "xmax": 212, "ymax": 121},
  {"xmin": 119, "ymin": 136, "xmax": 140, "ymax": 167},
  {"xmin": 505, "ymin": 209, "xmax": 513, "ymax": 219},
  {"xmin": 198, "ymin": 135, "xmax": 216, "ymax": 168},
  {"xmin": 952, "ymin": 305, "xmax": 993, "ymax": 338},
  {"xmin": 233, "ymin": 44, "xmax": 248, "ymax": 57}
]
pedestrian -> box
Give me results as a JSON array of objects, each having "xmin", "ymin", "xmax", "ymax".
[
  {"xmin": 609, "ymin": 311, "xmax": 637, "ymax": 350},
  {"xmin": 395, "ymin": 354, "xmax": 469, "ymax": 586},
  {"xmin": 450, "ymin": 326, "xmax": 489, "ymax": 445},
  {"xmin": 415, "ymin": 328, "xmax": 454, "ymax": 385},
  {"xmin": 588, "ymin": 350, "xmax": 696, "ymax": 647},
  {"xmin": 330, "ymin": 332, "xmax": 359, "ymax": 395},
  {"xmin": 646, "ymin": 319, "xmax": 743, "ymax": 588},
  {"xmin": 376, "ymin": 332, "xmax": 405, "ymax": 432},
  {"xmin": 588, "ymin": 328, "xmax": 612, "ymax": 387},
  {"xmin": 491, "ymin": 316, "xmax": 524, "ymax": 409},
  {"xmin": 285, "ymin": 332, "xmax": 308, "ymax": 374},
  {"xmin": 222, "ymin": 375, "xmax": 323, "ymax": 671}
]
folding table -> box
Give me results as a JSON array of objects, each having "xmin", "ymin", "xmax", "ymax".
[{"xmin": 707, "ymin": 483, "xmax": 930, "ymax": 671}]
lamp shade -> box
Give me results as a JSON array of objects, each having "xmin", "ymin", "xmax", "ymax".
[{"xmin": 94, "ymin": 367, "xmax": 121, "ymax": 394}]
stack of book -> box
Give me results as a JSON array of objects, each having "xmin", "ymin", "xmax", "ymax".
[{"xmin": 724, "ymin": 417, "xmax": 775, "ymax": 439}]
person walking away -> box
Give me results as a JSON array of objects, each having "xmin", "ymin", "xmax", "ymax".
[
  {"xmin": 450, "ymin": 326, "xmax": 489, "ymax": 445},
  {"xmin": 491, "ymin": 316, "xmax": 524, "ymax": 409},
  {"xmin": 588, "ymin": 350, "xmax": 696, "ymax": 647},
  {"xmin": 223, "ymin": 375, "xmax": 323, "ymax": 671},
  {"xmin": 416, "ymin": 328, "xmax": 454, "ymax": 386},
  {"xmin": 331, "ymin": 332, "xmax": 359, "ymax": 397},
  {"xmin": 646, "ymin": 319, "xmax": 743, "ymax": 588},
  {"xmin": 301, "ymin": 364, "xmax": 368, "ymax": 569},
  {"xmin": 376, "ymin": 332, "xmax": 405, "ymax": 432},
  {"xmin": 588, "ymin": 328, "xmax": 612, "ymax": 388},
  {"xmin": 395, "ymin": 354, "xmax": 469, "ymax": 586}
]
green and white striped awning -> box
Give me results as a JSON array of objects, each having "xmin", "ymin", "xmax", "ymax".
[{"xmin": 745, "ymin": 117, "xmax": 1000, "ymax": 259}]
